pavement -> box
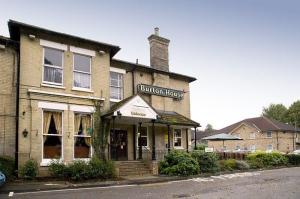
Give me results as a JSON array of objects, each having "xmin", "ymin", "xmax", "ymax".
[{"xmin": 1, "ymin": 167, "xmax": 300, "ymax": 198}]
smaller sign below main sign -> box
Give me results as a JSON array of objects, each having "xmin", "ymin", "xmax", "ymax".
[
  {"xmin": 205, "ymin": 147, "xmax": 214, "ymax": 153},
  {"xmin": 137, "ymin": 84, "xmax": 184, "ymax": 100}
]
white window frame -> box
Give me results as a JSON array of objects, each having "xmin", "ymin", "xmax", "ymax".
[
  {"xmin": 41, "ymin": 110, "xmax": 64, "ymax": 166},
  {"xmin": 42, "ymin": 47, "xmax": 64, "ymax": 86},
  {"xmin": 236, "ymin": 145, "xmax": 241, "ymax": 151},
  {"xmin": 73, "ymin": 112, "xmax": 93, "ymax": 161},
  {"xmin": 173, "ymin": 129, "xmax": 183, "ymax": 149},
  {"xmin": 73, "ymin": 53, "xmax": 92, "ymax": 91},
  {"xmin": 110, "ymin": 71, "xmax": 124, "ymax": 101},
  {"xmin": 266, "ymin": 131, "xmax": 272, "ymax": 138},
  {"xmin": 136, "ymin": 126, "xmax": 149, "ymax": 149},
  {"xmin": 250, "ymin": 132, "xmax": 256, "ymax": 139}
]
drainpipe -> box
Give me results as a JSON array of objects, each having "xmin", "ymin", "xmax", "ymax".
[{"xmin": 15, "ymin": 46, "xmax": 20, "ymax": 175}]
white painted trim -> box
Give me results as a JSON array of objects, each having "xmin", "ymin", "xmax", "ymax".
[
  {"xmin": 110, "ymin": 98, "xmax": 121, "ymax": 103},
  {"xmin": 173, "ymin": 128, "xmax": 183, "ymax": 148},
  {"xmin": 41, "ymin": 83, "xmax": 66, "ymax": 89},
  {"xmin": 72, "ymin": 53, "xmax": 92, "ymax": 90},
  {"xmin": 38, "ymin": 101, "xmax": 68, "ymax": 110},
  {"xmin": 70, "ymin": 105, "xmax": 95, "ymax": 113},
  {"xmin": 72, "ymin": 87, "xmax": 94, "ymax": 93},
  {"xmin": 28, "ymin": 89, "xmax": 105, "ymax": 101},
  {"xmin": 70, "ymin": 46, "xmax": 95, "ymax": 57},
  {"xmin": 136, "ymin": 125, "xmax": 149, "ymax": 148},
  {"xmin": 40, "ymin": 39, "xmax": 67, "ymax": 51},
  {"xmin": 110, "ymin": 67, "xmax": 126, "ymax": 74}
]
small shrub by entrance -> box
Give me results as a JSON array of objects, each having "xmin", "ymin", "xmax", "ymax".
[
  {"xmin": 20, "ymin": 159, "xmax": 38, "ymax": 180},
  {"xmin": 48, "ymin": 157, "xmax": 115, "ymax": 181},
  {"xmin": 159, "ymin": 150, "xmax": 199, "ymax": 176},
  {"xmin": 219, "ymin": 159, "xmax": 237, "ymax": 171},
  {"xmin": 191, "ymin": 150, "xmax": 220, "ymax": 173}
]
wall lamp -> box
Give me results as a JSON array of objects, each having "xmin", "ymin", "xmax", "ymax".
[{"xmin": 22, "ymin": 129, "xmax": 29, "ymax": 138}]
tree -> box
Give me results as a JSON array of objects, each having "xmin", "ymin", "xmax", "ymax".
[
  {"xmin": 286, "ymin": 100, "xmax": 300, "ymax": 128},
  {"xmin": 93, "ymin": 101, "xmax": 111, "ymax": 160},
  {"xmin": 262, "ymin": 103, "xmax": 288, "ymax": 123},
  {"xmin": 205, "ymin": 124, "xmax": 214, "ymax": 132}
]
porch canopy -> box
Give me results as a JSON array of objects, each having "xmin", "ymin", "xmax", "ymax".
[{"xmin": 103, "ymin": 94, "xmax": 200, "ymax": 160}]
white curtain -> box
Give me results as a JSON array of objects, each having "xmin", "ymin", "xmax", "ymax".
[{"xmin": 74, "ymin": 72, "xmax": 90, "ymax": 88}]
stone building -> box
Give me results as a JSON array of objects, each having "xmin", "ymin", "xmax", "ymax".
[
  {"xmin": 0, "ymin": 20, "xmax": 199, "ymax": 176},
  {"xmin": 206, "ymin": 116, "xmax": 300, "ymax": 153}
]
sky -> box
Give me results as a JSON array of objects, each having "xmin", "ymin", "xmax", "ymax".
[{"xmin": 0, "ymin": 0, "xmax": 299, "ymax": 129}]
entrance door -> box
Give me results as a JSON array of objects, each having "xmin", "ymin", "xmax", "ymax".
[{"xmin": 110, "ymin": 130, "xmax": 128, "ymax": 161}]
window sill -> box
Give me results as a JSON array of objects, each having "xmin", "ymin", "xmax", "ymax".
[
  {"xmin": 72, "ymin": 87, "xmax": 94, "ymax": 93},
  {"xmin": 73, "ymin": 158, "xmax": 91, "ymax": 162},
  {"xmin": 40, "ymin": 159, "xmax": 63, "ymax": 167},
  {"xmin": 110, "ymin": 98, "xmax": 122, "ymax": 102},
  {"xmin": 41, "ymin": 83, "xmax": 65, "ymax": 89}
]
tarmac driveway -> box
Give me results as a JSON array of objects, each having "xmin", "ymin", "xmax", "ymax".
[{"xmin": 2, "ymin": 167, "xmax": 300, "ymax": 199}]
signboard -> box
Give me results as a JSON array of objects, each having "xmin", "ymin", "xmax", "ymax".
[
  {"xmin": 205, "ymin": 147, "xmax": 214, "ymax": 153},
  {"xmin": 137, "ymin": 84, "xmax": 184, "ymax": 100}
]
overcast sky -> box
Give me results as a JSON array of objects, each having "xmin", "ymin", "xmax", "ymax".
[{"xmin": 1, "ymin": 0, "xmax": 299, "ymax": 129}]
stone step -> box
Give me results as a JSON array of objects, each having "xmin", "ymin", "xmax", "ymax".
[{"xmin": 117, "ymin": 161, "xmax": 152, "ymax": 176}]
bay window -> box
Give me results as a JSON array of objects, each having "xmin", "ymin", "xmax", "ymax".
[
  {"xmin": 43, "ymin": 111, "xmax": 62, "ymax": 159},
  {"xmin": 43, "ymin": 47, "xmax": 63, "ymax": 85},
  {"xmin": 110, "ymin": 72, "xmax": 123, "ymax": 101},
  {"xmin": 74, "ymin": 113, "xmax": 92, "ymax": 159},
  {"xmin": 73, "ymin": 53, "xmax": 91, "ymax": 89}
]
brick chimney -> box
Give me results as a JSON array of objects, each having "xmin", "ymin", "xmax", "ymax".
[{"xmin": 148, "ymin": 27, "xmax": 170, "ymax": 72}]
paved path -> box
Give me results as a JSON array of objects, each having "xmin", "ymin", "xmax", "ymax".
[{"xmin": 2, "ymin": 167, "xmax": 300, "ymax": 199}]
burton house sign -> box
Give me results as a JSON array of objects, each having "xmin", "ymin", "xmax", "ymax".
[{"xmin": 137, "ymin": 84, "xmax": 184, "ymax": 100}]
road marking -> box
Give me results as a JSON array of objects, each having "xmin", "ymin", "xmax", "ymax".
[
  {"xmin": 8, "ymin": 192, "xmax": 14, "ymax": 197},
  {"xmin": 191, "ymin": 172, "xmax": 261, "ymax": 183},
  {"xmin": 12, "ymin": 184, "xmax": 136, "ymax": 196}
]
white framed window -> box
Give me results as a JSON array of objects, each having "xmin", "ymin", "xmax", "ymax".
[
  {"xmin": 267, "ymin": 144, "xmax": 273, "ymax": 151},
  {"xmin": 137, "ymin": 126, "xmax": 148, "ymax": 148},
  {"xmin": 43, "ymin": 47, "xmax": 63, "ymax": 85},
  {"xmin": 236, "ymin": 145, "xmax": 241, "ymax": 150},
  {"xmin": 42, "ymin": 111, "xmax": 63, "ymax": 164},
  {"xmin": 174, "ymin": 129, "xmax": 182, "ymax": 148},
  {"xmin": 74, "ymin": 113, "xmax": 92, "ymax": 159},
  {"xmin": 267, "ymin": 131, "xmax": 272, "ymax": 138},
  {"xmin": 110, "ymin": 72, "xmax": 123, "ymax": 101},
  {"xmin": 250, "ymin": 132, "xmax": 256, "ymax": 139},
  {"xmin": 250, "ymin": 145, "xmax": 256, "ymax": 152},
  {"xmin": 73, "ymin": 53, "xmax": 91, "ymax": 89}
]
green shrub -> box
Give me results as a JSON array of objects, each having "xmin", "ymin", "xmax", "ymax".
[
  {"xmin": 88, "ymin": 157, "xmax": 115, "ymax": 179},
  {"xmin": 20, "ymin": 159, "xmax": 38, "ymax": 179},
  {"xmin": 246, "ymin": 151, "xmax": 288, "ymax": 168},
  {"xmin": 194, "ymin": 144, "xmax": 207, "ymax": 151},
  {"xmin": 67, "ymin": 160, "xmax": 89, "ymax": 181},
  {"xmin": 159, "ymin": 150, "xmax": 199, "ymax": 176},
  {"xmin": 0, "ymin": 156, "xmax": 15, "ymax": 180},
  {"xmin": 48, "ymin": 160, "xmax": 67, "ymax": 178},
  {"xmin": 235, "ymin": 160, "xmax": 250, "ymax": 170},
  {"xmin": 219, "ymin": 159, "xmax": 237, "ymax": 171},
  {"xmin": 286, "ymin": 154, "xmax": 300, "ymax": 165},
  {"xmin": 191, "ymin": 150, "xmax": 220, "ymax": 173}
]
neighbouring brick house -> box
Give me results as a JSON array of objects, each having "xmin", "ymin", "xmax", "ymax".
[
  {"xmin": 0, "ymin": 20, "xmax": 200, "ymax": 176},
  {"xmin": 207, "ymin": 116, "xmax": 300, "ymax": 153}
]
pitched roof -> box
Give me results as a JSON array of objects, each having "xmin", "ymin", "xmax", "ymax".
[
  {"xmin": 216, "ymin": 116, "xmax": 300, "ymax": 134},
  {"xmin": 8, "ymin": 20, "xmax": 120, "ymax": 57},
  {"xmin": 156, "ymin": 110, "xmax": 200, "ymax": 127},
  {"xmin": 111, "ymin": 59, "xmax": 197, "ymax": 83}
]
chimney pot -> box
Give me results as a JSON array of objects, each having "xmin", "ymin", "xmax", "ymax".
[{"xmin": 154, "ymin": 27, "xmax": 159, "ymax": 36}]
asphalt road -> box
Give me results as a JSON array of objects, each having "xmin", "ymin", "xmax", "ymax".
[{"xmin": 3, "ymin": 167, "xmax": 300, "ymax": 199}]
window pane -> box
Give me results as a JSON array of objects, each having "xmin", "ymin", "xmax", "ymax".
[
  {"xmin": 74, "ymin": 72, "xmax": 90, "ymax": 88},
  {"xmin": 44, "ymin": 66, "xmax": 62, "ymax": 84},
  {"xmin": 74, "ymin": 54, "xmax": 90, "ymax": 72},
  {"xmin": 44, "ymin": 48, "xmax": 63, "ymax": 67},
  {"xmin": 174, "ymin": 129, "xmax": 182, "ymax": 147},
  {"xmin": 110, "ymin": 87, "xmax": 122, "ymax": 100},
  {"xmin": 74, "ymin": 137, "xmax": 91, "ymax": 158},
  {"xmin": 110, "ymin": 72, "xmax": 123, "ymax": 87}
]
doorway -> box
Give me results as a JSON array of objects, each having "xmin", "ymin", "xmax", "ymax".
[{"xmin": 110, "ymin": 130, "xmax": 128, "ymax": 161}]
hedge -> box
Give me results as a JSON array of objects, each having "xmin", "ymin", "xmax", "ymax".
[{"xmin": 191, "ymin": 150, "xmax": 220, "ymax": 173}]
